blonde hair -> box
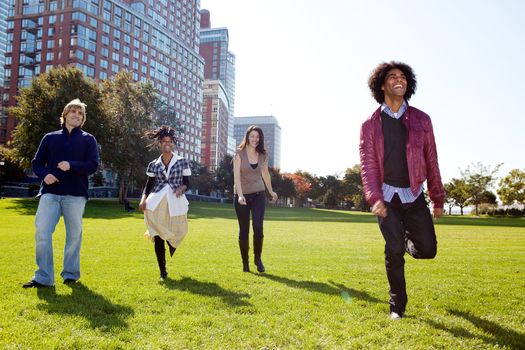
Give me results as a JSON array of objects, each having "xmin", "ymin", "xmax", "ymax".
[{"xmin": 60, "ymin": 98, "xmax": 87, "ymax": 126}]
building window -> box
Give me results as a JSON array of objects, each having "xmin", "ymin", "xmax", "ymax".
[{"xmin": 72, "ymin": 12, "xmax": 87, "ymax": 22}]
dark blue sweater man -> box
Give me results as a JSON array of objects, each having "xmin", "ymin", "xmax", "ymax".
[{"xmin": 23, "ymin": 99, "xmax": 99, "ymax": 288}]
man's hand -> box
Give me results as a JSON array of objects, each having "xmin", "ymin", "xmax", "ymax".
[
  {"xmin": 433, "ymin": 208, "xmax": 443, "ymax": 218},
  {"xmin": 57, "ymin": 161, "xmax": 71, "ymax": 171},
  {"xmin": 138, "ymin": 199, "xmax": 147, "ymax": 212},
  {"xmin": 238, "ymin": 196, "xmax": 246, "ymax": 205},
  {"xmin": 372, "ymin": 200, "xmax": 388, "ymax": 218},
  {"xmin": 43, "ymin": 174, "xmax": 59, "ymax": 185},
  {"xmin": 269, "ymin": 191, "xmax": 278, "ymax": 203}
]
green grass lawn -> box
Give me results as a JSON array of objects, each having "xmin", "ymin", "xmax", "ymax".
[{"xmin": 1, "ymin": 198, "xmax": 524, "ymax": 349}]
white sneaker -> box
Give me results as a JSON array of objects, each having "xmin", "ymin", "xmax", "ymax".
[{"xmin": 390, "ymin": 312, "xmax": 402, "ymax": 320}]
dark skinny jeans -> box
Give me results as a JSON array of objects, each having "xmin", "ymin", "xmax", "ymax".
[{"xmin": 234, "ymin": 192, "xmax": 266, "ymax": 240}]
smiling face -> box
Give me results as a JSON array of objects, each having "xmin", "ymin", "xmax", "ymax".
[
  {"xmin": 159, "ymin": 136, "xmax": 175, "ymax": 153},
  {"xmin": 381, "ymin": 68, "xmax": 407, "ymax": 101},
  {"xmin": 247, "ymin": 130, "xmax": 260, "ymax": 148},
  {"xmin": 63, "ymin": 107, "xmax": 84, "ymax": 129}
]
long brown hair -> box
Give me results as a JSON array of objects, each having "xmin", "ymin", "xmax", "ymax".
[{"xmin": 238, "ymin": 125, "xmax": 266, "ymax": 155}]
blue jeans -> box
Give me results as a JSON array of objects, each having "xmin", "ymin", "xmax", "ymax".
[{"xmin": 33, "ymin": 193, "xmax": 87, "ymax": 285}]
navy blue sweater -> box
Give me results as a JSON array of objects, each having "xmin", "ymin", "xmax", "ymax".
[{"xmin": 32, "ymin": 126, "xmax": 99, "ymax": 198}]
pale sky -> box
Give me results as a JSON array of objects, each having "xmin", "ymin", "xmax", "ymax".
[{"xmin": 200, "ymin": 0, "xmax": 525, "ymax": 182}]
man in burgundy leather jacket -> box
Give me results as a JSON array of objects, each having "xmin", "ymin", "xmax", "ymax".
[{"xmin": 359, "ymin": 61, "xmax": 445, "ymax": 320}]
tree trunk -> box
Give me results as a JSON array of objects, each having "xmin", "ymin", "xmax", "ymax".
[
  {"xmin": 119, "ymin": 181, "xmax": 127, "ymax": 204},
  {"xmin": 460, "ymin": 206, "xmax": 464, "ymax": 215}
]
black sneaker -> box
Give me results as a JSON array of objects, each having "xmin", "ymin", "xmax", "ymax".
[
  {"xmin": 63, "ymin": 278, "xmax": 77, "ymax": 284},
  {"xmin": 22, "ymin": 280, "xmax": 46, "ymax": 288}
]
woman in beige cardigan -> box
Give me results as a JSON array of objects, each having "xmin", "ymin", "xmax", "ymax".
[{"xmin": 233, "ymin": 125, "xmax": 278, "ymax": 273}]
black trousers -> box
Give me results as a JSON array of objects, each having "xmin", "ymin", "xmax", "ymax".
[
  {"xmin": 378, "ymin": 193, "xmax": 437, "ymax": 314},
  {"xmin": 234, "ymin": 192, "xmax": 266, "ymax": 240}
]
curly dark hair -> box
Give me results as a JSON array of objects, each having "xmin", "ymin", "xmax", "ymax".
[
  {"xmin": 368, "ymin": 61, "xmax": 417, "ymax": 103},
  {"xmin": 238, "ymin": 125, "xmax": 266, "ymax": 155},
  {"xmin": 143, "ymin": 125, "xmax": 177, "ymax": 149}
]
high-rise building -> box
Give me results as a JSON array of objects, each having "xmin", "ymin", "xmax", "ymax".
[
  {"xmin": 234, "ymin": 116, "xmax": 281, "ymax": 169},
  {"xmin": 0, "ymin": 0, "xmax": 10, "ymax": 139},
  {"xmin": 199, "ymin": 9, "xmax": 236, "ymax": 159},
  {"xmin": 201, "ymin": 80, "xmax": 229, "ymax": 171},
  {"xmin": 2, "ymin": 0, "xmax": 204, "ymax": 163}
]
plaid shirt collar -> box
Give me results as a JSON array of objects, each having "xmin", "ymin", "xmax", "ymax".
[{"xmin": 153, "ymin": 152, "xmax": 179, "ymax": 174}]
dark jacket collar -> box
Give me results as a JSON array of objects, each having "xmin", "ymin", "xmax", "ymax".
[{"xmin": 62, "ymin": 125, "xmax": 82, "ymax": 135}]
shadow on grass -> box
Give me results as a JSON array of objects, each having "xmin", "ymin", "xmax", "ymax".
[
  {"xmin": 255, "ymin": 273, "xmax": 384, "ymax": 304},
  {"xmin": 162, "ymin": 276, "xmax": 252, "ymax": 307},
  {"xmin": 328, "ymin": 281, "xmax": 384, "ymax": 304},
  {"xmin": 422, "ymin": 309, "xmax": 525, "ymax": 349},
  {"xmin": 36, "ymin": 282, "xmax": 133, "ymax": 332}
]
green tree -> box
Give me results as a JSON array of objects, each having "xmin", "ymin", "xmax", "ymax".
[
  {"xmin": 215, "ymin": 154, "xmax": 234, "ymax": 198},
  {"xmin": 323, "ymin": 188, "xmax": 338, "ymax": 208},
  {"xmin": 298, "ymin": 171, "xmax": 321, "ymax": 200},
  {"xmin": 461, "ymin": 162, "xmax": 502, "ymax": 216},
  {"xmin": 342, "ymin": 164, "xmax": 368, "ymax": 211},
  {"xmin": 100, "ymin": 71, "xmax": 158, "ymax": 202},
  {"xmin": 498, "ymin": 169, "xmax": 525, "ymax": 206},
  {"xmin": 0, "ymin": 146, "xmax": 26, "ymax": 183},
  {"xmin": 189, "ymin": 160, "xmax": 213, "ymax": 195},
  {"xmin": 269, "ymin": 167, "xmax": 296, "ymax": 206},
  {"xmin": 8, "ymin": 67, "xmax": 106, "ymax": 169},
  {"xmin": 444, "ymin": 178, "xmax": 470, "ymax": 215}
]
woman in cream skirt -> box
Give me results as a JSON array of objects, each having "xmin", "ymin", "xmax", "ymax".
[{"xmin": 139, "ymin": 125, "xmax": 191, "ymax": 281}]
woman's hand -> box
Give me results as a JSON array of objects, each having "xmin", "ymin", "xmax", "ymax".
[
  {"xmin": 139, "ymin": 199, "xmax": 147, "ymax": 212},
  {"xmin": 175, "ymin": 185, "xmax": 186, "ymax": 198},
  {"xmin": 270, "ymin": 191, "xmax": 278, "ymax": 203},
  {"xmin": 238, "ymin": 196, "xmax": 246, "ymax": 205}
]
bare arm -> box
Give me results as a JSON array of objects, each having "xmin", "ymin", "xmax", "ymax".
[
  {"xmin": 261, "ymin": 157, "xmax": 278, "ymax": 203},
  {"xmin": 233, "ymin": 153, "xmax": 246, "ymax": 205}
]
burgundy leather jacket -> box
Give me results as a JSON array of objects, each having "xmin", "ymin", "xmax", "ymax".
[{"xmin": 359, "ymin": 105, "xmax": 445, "ymax": 208}]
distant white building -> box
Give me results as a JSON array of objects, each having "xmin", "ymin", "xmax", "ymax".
[{"xmin": 234, "ymin": 116, "xmax": 281, "ymax": 169}]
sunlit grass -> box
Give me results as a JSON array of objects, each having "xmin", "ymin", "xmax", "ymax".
[{"xmin": 1, "ymin": 198, "xmax": 524, "ymax": 349}]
